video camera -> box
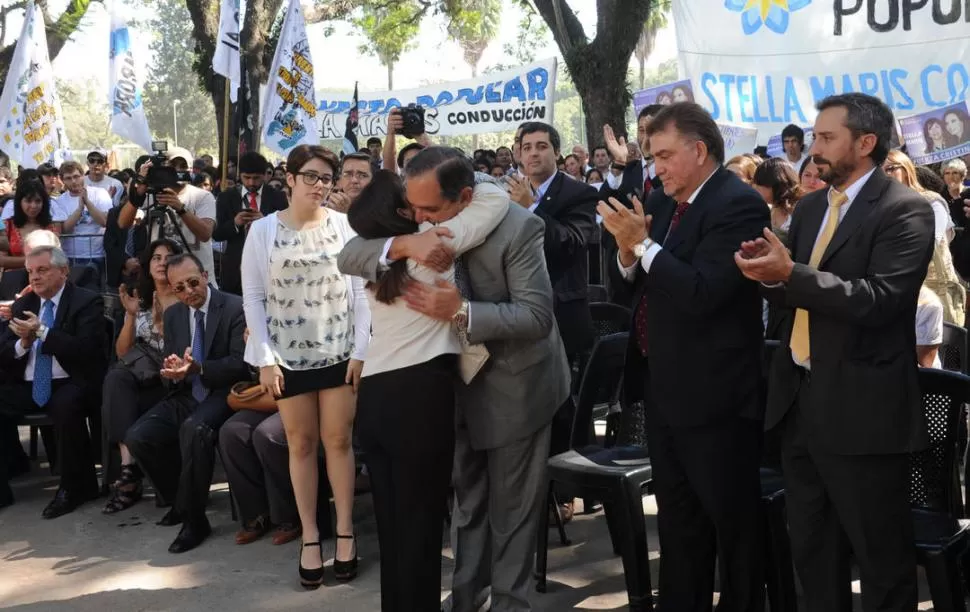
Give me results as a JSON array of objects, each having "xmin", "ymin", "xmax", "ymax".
[
  {"xmin": 396, "ymin": 104, "xmax": 426, "ymax": 139},
  {"xmin": 145, "ymin": 140, "xmax": 191, "ymax": 193}
]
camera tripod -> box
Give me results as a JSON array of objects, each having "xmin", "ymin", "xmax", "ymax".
[{"xmin": 143, "ymin": 192, "xmax": 193, "ymax": 252}]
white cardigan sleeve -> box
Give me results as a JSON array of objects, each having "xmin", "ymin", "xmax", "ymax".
[{"xmin": 241, "ymin": 215, "xmax": 278, "ymax": 368}]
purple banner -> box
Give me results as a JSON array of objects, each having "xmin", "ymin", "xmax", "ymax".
[
  {"xmin": 898, "ymin": 102, "xmax": 970, "ymax": 166},
  {"xmin": 632, "ymin": 79, "xmax": 694, "ymax": 115}
]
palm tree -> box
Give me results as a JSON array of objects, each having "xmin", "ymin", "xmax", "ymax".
[
  {"xmin": 634, "ymin": 0, "xmax": 672, "ymax": 89},
  {"xmin": 445, "ymin": 0, "xmax": 501, "ymax": 148}
]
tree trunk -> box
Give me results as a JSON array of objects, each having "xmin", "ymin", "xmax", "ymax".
[
  {"xmin": 639, "ymin": 55, "xmax": 645, "ymax": 89},
  {"xmin": 471, "ymin": 63, "xmax": 479, "ymax": 151},
  {"xmin": 574, "ymin": 57, "xmax": 631, "ymax": 150},
  {"xmin": 387, "ymin": 61, "xmax": 394, "ymax": 90}
]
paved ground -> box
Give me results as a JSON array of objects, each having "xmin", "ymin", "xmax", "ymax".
[{"xmin": 0, "ymin": 430, "xmax": 950, "ymax": 611}]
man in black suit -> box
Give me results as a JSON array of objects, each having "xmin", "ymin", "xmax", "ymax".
[
  {"xmin": 212, "ymin": 152, "xmax": 288, "ymax": 295},
  {"xmin": 0, "ymin": 246, "xmax": 106, "ymax": 516},
  {"xmin": 736, "ymin": 93, "xmax": 934, "ymax": 611},
  {"xmin": 601, "ymin": 102, "xmax": 769, "ymax": 611},
  {"xmin": 124, "ymin": 253, "xmax": 249, "ymax": 553}
]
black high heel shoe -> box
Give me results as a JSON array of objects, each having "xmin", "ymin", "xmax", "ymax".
[
  {"xmin": 299, "ymin": 541, "xmax": 324, "ymax": 589},
  {"xmin": 333, "ymin": 534, "xmax": 358, "ymax": 582}
]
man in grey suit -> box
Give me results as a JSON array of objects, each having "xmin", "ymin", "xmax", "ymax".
[
  {"xmin": 125, "ymin": 252, "xmax": 249, "ymax": 554},
  {"xmin": 338, "ymin": 147, "xmax": 570, "ymax": 611}
]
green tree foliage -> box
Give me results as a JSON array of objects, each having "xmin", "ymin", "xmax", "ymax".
[
  {"xmin": 56, "ymin": 77, "xmax": 122, "ymax": 151},
  {"xmin": 351, "ymin": 1, "xmax": 423, "ymax": 89},
  {"xmin": 634, "ymin": 0, "xmax": 671, "ymax": 89},
  {"xmin": 0, "ymin": 0, "xmax": 98, "ymax": 83},
  {"xmin": 444, "ymin": 0, "xmax": 500, "ymax": 78},
  {"xmin": 141, "ymin": 0, "xmax": 218, "ymax": 157}
]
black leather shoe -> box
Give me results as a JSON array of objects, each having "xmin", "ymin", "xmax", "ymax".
[
  {"xmin": 168, "ymin": 519, "xmax": 211, "ymax": 553},
  {"xmin": 157, "ymin": 508, "xmax": 183, "ymax": 526},
  {"xmin": 333, "ymin": 534, "xmax": 358, "ymax": 582},
  {"xmin": 41, "ymin": 488, "xmax": 92, "ymax": 519}
]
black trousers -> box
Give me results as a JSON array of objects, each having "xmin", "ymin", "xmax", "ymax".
[
  {"xmin": 101, "ymin": 367, "xmax": 168, "ymax": 445},
  {"xmin": 0, "ymin": 380, "xmax": 98, "ymax": 495},
  {"xmin": 124, "ymin": 392, "xmax": 232, "ymax": 522},
  {"xmin": 780, "ymin": 375, "xmax": 916, "ymax": 612},
  {"xmin": 645, "ymin": 377, "xmax": 765, "ymax": 612},
  {"xmin": 356, "ymin": 355, "xmax": 456, "ymax": 612},
  {"xmin": 219, "ymin": 410, "xmax": 300, "ymax": 526}
]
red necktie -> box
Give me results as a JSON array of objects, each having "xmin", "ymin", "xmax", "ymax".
[
  {"xmin": 248, "ymin": 192, "xmax": 258, "ymax": 211},
  {"xmin": 634, "ymin": 201, "xmax": 689, "ymax": 356},
  {"xmin": 643, "ymin": 169, "xmax": 652, "ymax": 198}
]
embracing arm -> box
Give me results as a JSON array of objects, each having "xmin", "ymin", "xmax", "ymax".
[
  {"xmin": 441, "ymin": 182, "xmax": 510, "ymax": 255},
  {"xmin": 466, "ymin": 214, "xmax": 555, "ymax": 343},
  {"xmin": 336, "ymin": 236, "xmax": 388, "ymax": 284},
  {"xmin": 781, "ymin": 198, "xmax": 934, "ymax": 327}
]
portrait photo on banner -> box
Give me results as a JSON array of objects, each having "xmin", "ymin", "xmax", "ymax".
[
  {"xmin": 899, "ymin": 101, "xmax": 970, "ymax": 166},
  {"xmin": 766, "ymin": 128, "xmax": 814, "ymax": 159},
  {"xmin": 633, "ymin": 79, "xmax": 694, "ymax": 115}
]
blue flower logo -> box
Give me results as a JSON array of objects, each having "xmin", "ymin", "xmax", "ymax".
[{"xmin": 725, "ymin": 0, "xmax": 811, "ymax": 35}]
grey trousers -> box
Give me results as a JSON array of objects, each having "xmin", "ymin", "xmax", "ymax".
[
  {"xmin": 449, "ymin": 420, "xmax": 553, "ymax": 612},
  {"xmin": 218, "ymin": 410, "xmax": 298, "ymax": 526}
]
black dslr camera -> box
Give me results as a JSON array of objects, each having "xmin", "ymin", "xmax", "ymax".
[
  {"xmin": 397, "ymin": 104, "xmax": 426, "ymax": 139},
  {"xmin": 145, "ymin": 140, "xmax": 189, "ymax": 193}
]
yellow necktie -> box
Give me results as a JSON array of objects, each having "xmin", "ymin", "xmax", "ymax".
[{"xmin": 789, "ymin": 189, "xmax": 849, "ymax": 363}]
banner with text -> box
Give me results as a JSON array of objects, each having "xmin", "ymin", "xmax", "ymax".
[
  {"xmin": 719, "ymin": 124, "xmax": 759, "ymax": 160},
  {"xmin": 673, "ymin": 0, "xmax": 970, "ymax": 144},
  {"xmin": 633, "ymin": 79, "xmax": 695, "ymax": 115},
  {"xmin": 0, "ymin": 1, "xmax": 69, "ymax": 168},
  {"xmin": 317, "ymin": 59, "xmax": 557, "ymax": 139},
  {"xmin": 108, "ymin": 6, "xmax": 152, "ymax": 152},
  {"xmin": 899, "ymin": 102, "xmax": 970, "ymax": 166}
]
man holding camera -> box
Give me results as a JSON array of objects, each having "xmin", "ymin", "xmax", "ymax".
[
  {"xmin": 118, "ymin": 147, "xmax": 219, "ymax": 285},
  {"xmin": 326, "ymin": 153, "xmax": 374, "ymax": 214},
  {"xmin": 381, "ymin": 106, "xmax": 432, "ymax": 175},
  {"xmin": 212, "ymin": 152, "xmax": 288, "ymax": 296}
]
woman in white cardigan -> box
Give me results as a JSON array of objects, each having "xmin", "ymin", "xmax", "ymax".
[{"xmin": 241, "ymin": 145, "xmax": 370, "ymax": 589}]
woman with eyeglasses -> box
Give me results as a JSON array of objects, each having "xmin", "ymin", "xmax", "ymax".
[{"xmin": 241, "ymin": 144, "xmax": 370, "ymax": 589}]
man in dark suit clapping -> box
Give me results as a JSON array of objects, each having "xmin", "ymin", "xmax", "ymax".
[
  {"xmin": 213, "ymin": 152, "xmax": 288, "ymax": 295},
  {"xmin": 736, "ymin": 93, "xmax": 934, "ymax": 611},
  {"xmin": 0, "ymin": 246, "xmax": 106, "ymax": 516},
  {"xmin": 601, "ymin": 102, "xmax": 769, "ymax": 611},
  {"xmin": 124, "ymin": 253, "xmax": 249, "ymax": 553}
]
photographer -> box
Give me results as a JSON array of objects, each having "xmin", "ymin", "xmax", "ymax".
[
  {"xmin": 381, "ymin": 107, "xmax": 432, "ymax": 175},
  {"xmin": 118, "ymin": 147, "xmax": 219, "ymax": 285}
]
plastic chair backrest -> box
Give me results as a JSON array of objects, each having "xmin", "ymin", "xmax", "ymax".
[
  {"xmin": 940, "ymin": 322, "xmax": 968, "ymax": 374},
  {"xmin": 570, "ymin": 332, "xmax": 629, "ymax": 449},
  {"xmin": 589, "ymin": 302, "xmax": 632, "ymax": 340},
  {"xmin": 909, "ymin": 368, "xmax": 970, "ymax": 516}
]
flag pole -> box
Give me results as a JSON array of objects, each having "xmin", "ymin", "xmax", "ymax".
[{"xmin": 222, "ymin": 78, "xmax": 231, "ymax": 186}]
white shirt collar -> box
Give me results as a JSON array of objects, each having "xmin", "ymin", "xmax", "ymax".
[
  {"xmin": 685, "ymin": 167, "xmax": 720, "ymax": 205},
  {"xmin": 190, "ymin": 288, "xmax": 212, "ymax": 320},
  {"xmin": 832, "ymin": 166, "xmax": 877, "ymax": 206},
  {"xmin": 533, "ymin": 171, "xmax": 559, "ymax": 202},
  {"xmin": 41, "ymin": 283, "xmax": 66, "ymax": 313}
]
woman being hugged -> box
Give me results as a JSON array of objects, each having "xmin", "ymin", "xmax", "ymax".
[{"xmin": 241, "ymin": 145, "xmax": 370, "ymax": 589}]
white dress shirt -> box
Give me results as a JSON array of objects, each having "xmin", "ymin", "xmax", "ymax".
[
  {"xmin": 14, "ymin": 284, "xmax": 70, "ymax": 381},
  {"xmin": 617, "ymin": 168, "xmax": 718, "ymax": 280},
  {"xmin": 528, "ymin": 171, "xmax": 558, "ymax": 212},
  {"xmin": 188, "ymin": 289, "xmax": 212, "ymax": 350}
]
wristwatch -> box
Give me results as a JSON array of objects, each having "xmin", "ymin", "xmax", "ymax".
[
  {"xmin": 453, "ymin": 300, "xmax": 470, "ymax": 341},
  {"xmin": 632, "ymin": 241, "xmax": 649, "ymax": 259},
  {"xmin": 176, "ymin": 206, "xmax": 188, "ymax": 216},
  {"xmin": 37, "ymin": 324, "xmax": 48, "ymax": 340}
]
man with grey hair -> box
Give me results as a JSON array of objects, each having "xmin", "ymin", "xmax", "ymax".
[{"xmin": 0, "ymin": 246, "xmax": 106, "ymax": 516}]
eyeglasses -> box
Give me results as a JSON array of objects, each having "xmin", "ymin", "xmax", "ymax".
[
  {"xmin": 172, "ymin": 277, "xmax": 205, "ymax": 294},
  {"xmin": 342, "ymin": 171, "xmax": 371, "ymax": 181},
  {"xmin": 294, "ymin": 172, "xmax": 334, "ymax": 186}
]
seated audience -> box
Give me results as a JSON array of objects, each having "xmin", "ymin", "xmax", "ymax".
[
  {"xmin": 123, "ymin": 253, "xmax": 248, "ymax": 553},
  {"xmin": 798, "ymin": 156, "xmax": 826, "ymax": 193},
  {"xmin": 883, "ymin": 150, "xmax": 964, "ymax": 325},
  {"xmin": 725, "ymin": 154, "xmax": 759, "ymax": 185},
  {"xmin": 0, "ymin": 246, "xmax": 106, "ymax": 516},
  {"xmin": 101, "ymin": 239, "xmax": 184, "ymax": 514},
  {"xmin": 0, "ymin": 179, "xmax": 63, "ymax": 270},
  {"xmin": 916, "ymin": 285, "xmax": 944, "ymax": 369}
]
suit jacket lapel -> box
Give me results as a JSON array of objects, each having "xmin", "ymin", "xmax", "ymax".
[
  {"xmin": 648, "ymin": 196, "xmax": 676, "ymax": 244},
  {"xmin": 51, "ymin": 282, "xmax": 73, "ymax": 329},
  {"xmin": 818, "ymin": 170, "xmax": 886, "ymax": 269},
  {"xmin": 534, "ymin": 173, "xmax": 563, "ymax": 216},
  {"xmin": 795, "ymin": 194, "xmax": 828, "ymax": 264},
  {"xmin": 204, "ymin": 289, "xmax": 222, "ymax": 358},
  {"xmin": 662, "ymin": 168, "xmax": 726, "ymax": 253}
]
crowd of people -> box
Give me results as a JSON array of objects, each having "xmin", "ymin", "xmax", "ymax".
[{"xmin": 0, "ymin": 90, "xmax": 969, "ymax": 612}]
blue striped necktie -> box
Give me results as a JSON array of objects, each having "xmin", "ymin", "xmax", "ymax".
[
  {"xmin": 32, "ymin": 300, "xmax": 55, "ymax": 406},
  {"xmin": 191, "ymin": 309, "xmax": 207, "ymax": 402}
]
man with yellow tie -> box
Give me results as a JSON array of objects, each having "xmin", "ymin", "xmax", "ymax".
[{"xmin": 736, "ymin": 92, "xmax": 934, "ymax": 612}]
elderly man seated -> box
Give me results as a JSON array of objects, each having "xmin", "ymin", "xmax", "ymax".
[
  {"xmin": 0, "ymin": 246, "xmax": 106, "ymax": 515},
  {"xmin": 123, "ymin": 253, "xmax": 248, "ymax": 553}
]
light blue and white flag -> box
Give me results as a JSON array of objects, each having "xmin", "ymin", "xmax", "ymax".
[
  {"xmin": 261, "ymin": 0, "xmax": 317, "ymax": 156},
  {"xmin": 0, "ymin": 0, "xmax": 70, "ymax": 168},
  {"xmin": 109, "ymin": 4, "xmax": 153, "ymax": 152},
  {"xmin": 213, "ymin": 0, "xmax": 242, "ymax": 103}
]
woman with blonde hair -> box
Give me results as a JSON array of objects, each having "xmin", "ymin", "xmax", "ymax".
[
  {"xmin": 883, "ymin": 149, "xmax": 965, "ymax": 325},
  {"xmin": 725, "ymin": 155, "xmax": 758, "ymax": 185}
]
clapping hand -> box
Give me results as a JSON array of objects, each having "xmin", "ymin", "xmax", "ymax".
[
  {"xmin": 603, "ymin": 124, "xmax": 629, "ymax": 165},
  {"xmin": 160, "ymin": 347, "xmax": 199, "ymax": 381},
  {"xmin": 10, "ymin": 311, "xmax": 40, "ymax": 348},
  {"xmin": 506, "ymin": 175, "xmax": 533, "ymax": 208},
  {"xmin": 401, "ymin": 227, "xmax": 455, "ymax": 272},
  {"xmin": 597, "ymin": 195, "xmax": 651, "ymax": 257},
  {"xmin": 734, "ymin": 228, "xmax": 794, "ymax": 283},
  {"xmin": 118, "ymin": 284, "xmax": 141, "ymax": 315}
]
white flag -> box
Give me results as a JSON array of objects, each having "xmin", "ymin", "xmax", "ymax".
[
  {"xmin": 213, "ymin": 0, "xmax": 241, "ymax": 103},
  {"xmin": 260, "ymin": 0, "xmax": 317, "ymax": 156},
  {"xmin": 109, "ymin": 5, "xmax": 153, "ymax": 152},
  {"xmin": 0, "ymin": 1, "xmax": 70, "ymax": 169}
]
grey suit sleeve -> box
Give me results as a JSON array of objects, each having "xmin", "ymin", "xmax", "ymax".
[
  {"xmin": 467, "ymin": 214, "xmax": 555, "ymax": 343},
  {"xmin": 783, "ymin": 196, "xmax": 934, "ymax": 327},
  {"xmin": 336, "ymin": 236, "xmax": 387, "ymax": 283}
]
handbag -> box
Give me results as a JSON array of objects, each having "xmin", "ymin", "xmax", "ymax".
[
  {"xmin": 117, "ymin": 341, "xmax": 164, "ymax": 386},
  {"xmin": 925, "ymin": 235, "xmax": 967, "ymax": 326},
  {"xmin": 227, "ymin": 381, "xmax": 278, "ymax": 412}
]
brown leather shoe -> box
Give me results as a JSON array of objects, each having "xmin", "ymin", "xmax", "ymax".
[
  {"xmin": 272, "ymin": 522, "xmax": 302, "ymax": 546},
  {"xmin": 235, "ymin": 515, "xmax": 271, "ymax": 545}
]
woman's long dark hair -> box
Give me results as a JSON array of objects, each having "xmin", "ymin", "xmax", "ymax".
[
  {"xmin": 137, "ymin": 238, "xmax": 184, "ymax": 310},
  {"xmin": 346, "ymin": 170, "xmax": 419, "ymax": 304},
  {"xmin": 753, "ymin": 158, "xmax": 803, "ymax": 211},
  {"xmin": 12, "ymin": 179, "xmax": 52, "ymax": 228}
]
